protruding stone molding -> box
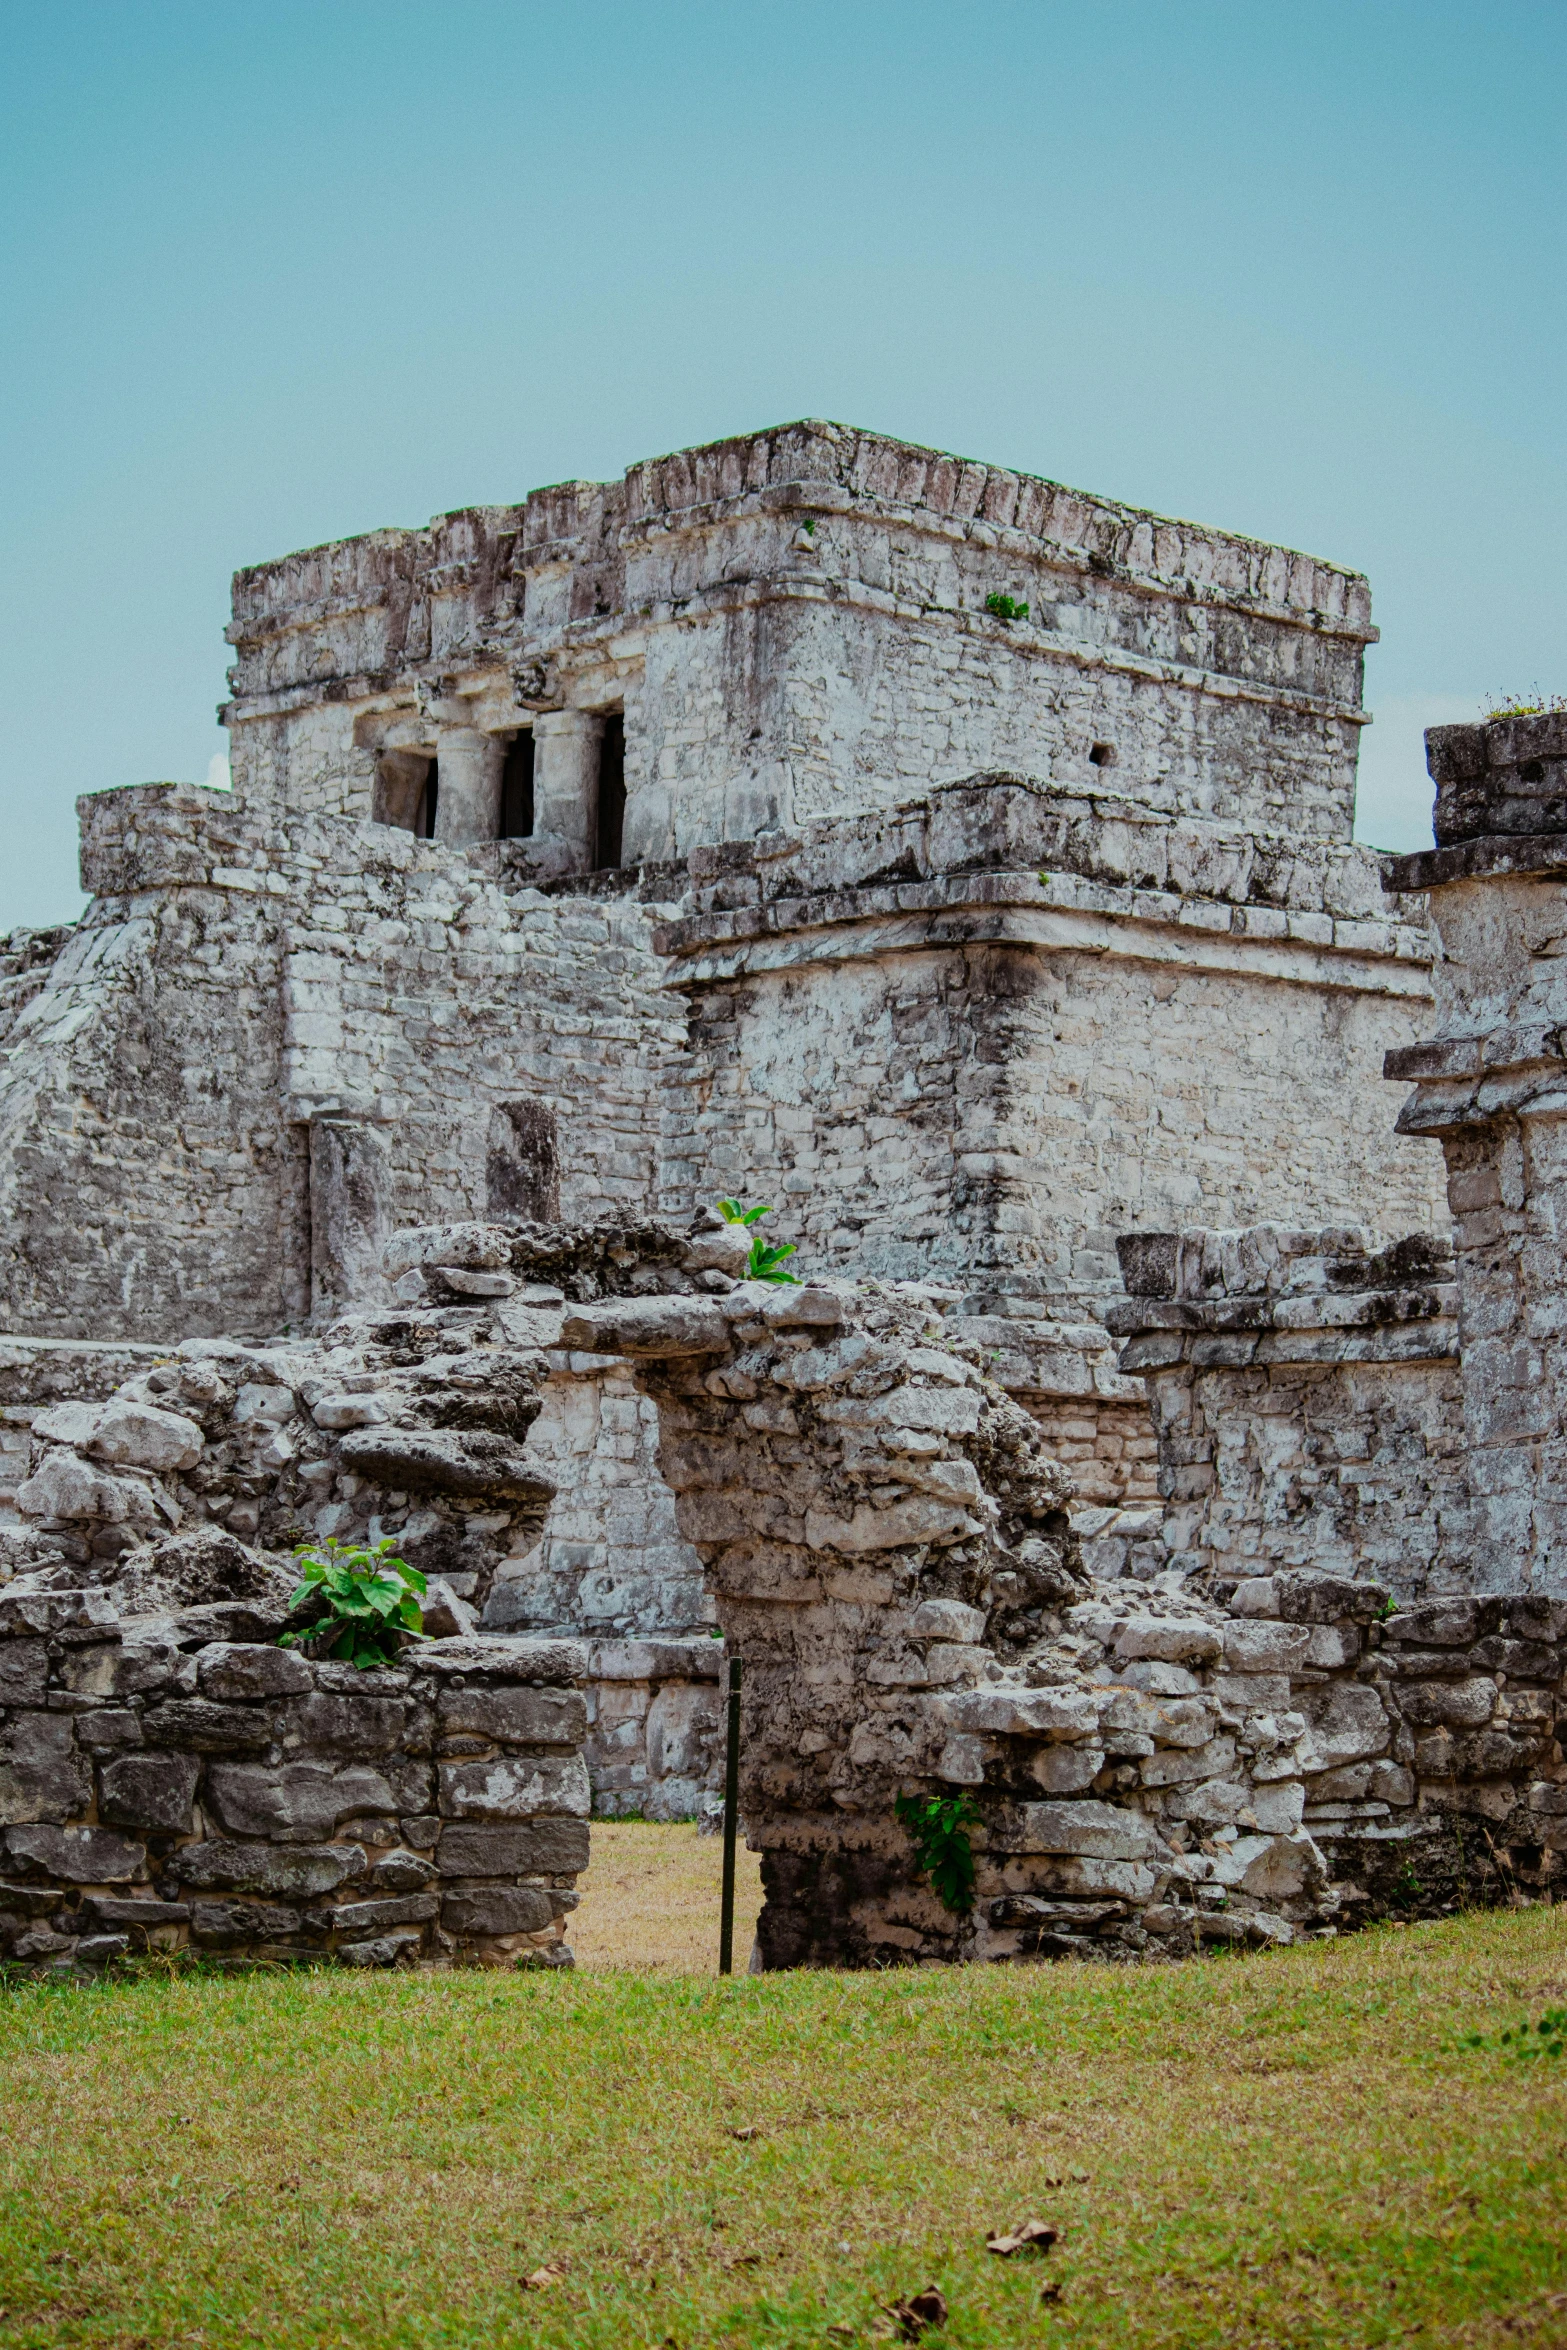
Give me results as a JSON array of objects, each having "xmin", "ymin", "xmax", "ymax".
[
  {"xmin": 657, "ymin": 885, "xmax": 1433, "ymax": 998},
  {"xmin": 1387, "ymin": 1035, "xmax": 1567, "ymax": 1136}
]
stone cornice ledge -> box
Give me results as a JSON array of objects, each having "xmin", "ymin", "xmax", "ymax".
[
  {"xmin": 655, "ymin": 872, "xmax": 1433, "ymax": 998},
  {"xmin": 1107, "ymin": 1285, "xmax": 1459, "ymax": 1375},
  {"xmin": 1388, "ymin": 1035, "xmax": 1567, "ymax": 1135},
  {"xmin": 1382, "ymin": 833, "xmax": 1567, "ymax": 891}
]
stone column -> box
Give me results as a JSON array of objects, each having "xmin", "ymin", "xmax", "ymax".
[
  {"xmin": 432, "ymin": 728, "xmax": 505, "ymax": 849},
  {"xmin": 1384, "ymin": 711, "xmax": 1567, "ymax": 1596},
  {"xmin": 309, "ymin": 1116, "xmax": 392, "ymax": 1321},
  {"xmin": 529, "ymin": 710, "xmax": 605, "ymax": 879}
]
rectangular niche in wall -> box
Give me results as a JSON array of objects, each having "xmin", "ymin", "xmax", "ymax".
[
  {"xmin": 501, "ymin": 733, "xmax": 535, "ymax": 838},
  {"xmin": 486, "ymin": 1100, "xmax": 561, "ymax": 1222},
  {"xmin": 417, "ymin": 760, "xmax": 439, "ymax": 838},
  {"xmin": 373, "ymin": 750, "xmax": 439, "ymax": 835},
  {"xmin": 596, "ymin": 714, "xmax": 626, "ymax": 869}
]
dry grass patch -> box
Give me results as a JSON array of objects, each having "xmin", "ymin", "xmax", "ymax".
[
  {"xmin": 570, "ymin": 1819, "xmax": 764, "ymax": 1972},
  {"xmin": 0, "ymin": 1888, "xmax": 1562, "ymax": 2348}
]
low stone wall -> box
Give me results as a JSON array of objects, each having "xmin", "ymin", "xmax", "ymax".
[
  {"xmin": 0, "ymin": 1593, "xmax": 588, "ymax": 1975},
  {"xmin": 1107, "ymin": 1226, "xmax": 1464, "ymax": 1602}
]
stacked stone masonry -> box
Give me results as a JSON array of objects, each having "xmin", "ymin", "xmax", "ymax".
[
  {"xmin": 8, "ymin": 430, "xmax": 1567, "ymax": 1967},
  {"xmin": 1108, "ymin": 1225, "xmax": 1467, "ymax": 1601}
]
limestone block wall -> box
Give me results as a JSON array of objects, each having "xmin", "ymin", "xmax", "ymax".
[
  {"xmin": 0, "ymin": 1587, "xmax": 587, "ymax": 1975},
  {"xmin": 0, "ymin": 925, "xmax": 74, "ymax": 1053},
  {"xmin": 650, "ymin": 778, "xmax": 1446, "ymax": 1514},
  {"xmin": 0, "ymin": 1579, "xmax": 584, "ymax": 1964},
  {"xmin": 4, "ymin": 1208, "xmax": 1560, "ymax": 1973},
  {"xmin": 654, "ymin": 779, "xmax": 1441, "ymax": 1294},
  {"xmin": 479, "ymin": 1352, "xmax": 719, "ymax": 1822},
  {"xmin": 0, "ymin": 785, "xmax": 683, "ymax": 1340},
  {"xmin": 484, "ymin": 1357, "xmax": 709, "ymax": 1643},
  {"xmin": 1107, "ymin": 1226, "xmax": 1465, "ymax": 1601},
  {"xmin": 583, "ymin": 1636, "xmax": 724, "ymax": 1822}
]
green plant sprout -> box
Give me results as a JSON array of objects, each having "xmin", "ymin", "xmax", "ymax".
[
  {"xmin": 278, "ymin": 1536, "xmax": 427, "ymax": 1670},
  {"xmin": 1482, "ymin": 689, "xmax": 1566, "ymax": 720},
  {"xmin": 984, "ymin": 590, "xmax": 1030, "ymax": 622},
  {"xmin": 716, "ymin": 1197, "xmax": 801, "ymax": 1284},
  {"xmin": 801, "ymin": 517, "xmax": 817, "ymax": 535},
  {"xmin": 895, "ymin": 1790, "xmax": 981, "ymax": 1914}
]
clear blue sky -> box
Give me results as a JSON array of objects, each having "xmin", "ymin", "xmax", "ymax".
[{"xmin": 3, "ymin": 0, "xmax": 1563, "ymax": 932}]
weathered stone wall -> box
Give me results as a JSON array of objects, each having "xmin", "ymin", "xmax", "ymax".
[
  {"xmin": 1385, "ymin": 712, "xmax": 1567, "ymax": 1599},
  {"xmin": 479, "ymin": 1352, "xmax": 719, "ymax": 1821},
  {"xmin": 583, "ymin": 1636, "xmax": 724, "ymax": 1823},
  {"xmin": 0, "ymin": 786, "xmax": 684, "ymax": 1340},
  {"xmin": 0, "ymin": 1594, "xmax": 588, "ymax": 1976},
  {"xmin": 1107, "ymin": 1226, "xmax": 1466, "ymax": 1602},
  {"xmin": 0, "ymin": 1243, "xmax": 602, "ymax": 1975},
  {"xmin": 3, "ymin": 1208, "xmax": 1560, "ymax": 1975},
  {"xmin": 548, "ymin": 1235, "xmax": 1562, "ymax": 1965},
  {"xmin": 224, "ymin": 423, "xmax": 1377, "ymax": 871},
  {"xmin": 652, "ymin": 781, "xmax": 1447, "ymax": 1521},
  {"xmin": 484, "ymin": 1357, "xmax": 709, "ymax": 1643}
]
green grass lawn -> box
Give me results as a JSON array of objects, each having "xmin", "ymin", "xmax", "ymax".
[{"xmin": 0, "ymin": 1908, "xmax": 1564, "ymax": 2349}]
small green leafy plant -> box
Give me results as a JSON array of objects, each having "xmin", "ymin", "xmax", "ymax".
[
  {"xmin": 278, "ymin": 1536, "xmax": 427, "ymax": 1670},
  {"xmin": 1456, "ymin": 2007, "xmax": 1566, "ymax": 2064},
  {"xmin": 801, "ymin": 517, "xmax": 817, "ymax": 536},
  {"xmin": 896, "ymin": 1791, "xmax": 982, "ymax": 1914},
  {"xmin": 984, "ymin": 591, "xmax": 1030, "ymax": 622},
  {"xmin": 716, "ymin": 1197, "xmax": 801, "ymax": 1284}
]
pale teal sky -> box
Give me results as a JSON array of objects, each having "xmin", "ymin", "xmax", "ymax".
[{"xmin": 3, "ymin": 0, "xmax": 1564, "ymax": 931}]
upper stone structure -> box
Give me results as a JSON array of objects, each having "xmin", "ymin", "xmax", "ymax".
[{"xmin": 224, "ymin": 419, "xmax": 1378, "ymax": 867}]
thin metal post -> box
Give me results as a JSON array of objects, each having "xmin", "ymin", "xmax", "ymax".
[{"xmin": 718, "ymin": 1656, "xmax": 742, "ymax": 1975}]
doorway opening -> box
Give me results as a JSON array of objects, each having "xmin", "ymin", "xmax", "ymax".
[
  {"xmin": 501, "ymin": 733, "xmax": 535, "ymax": 838},
  {"xmin": 595, "ymin": 714, "xmax": 626, "ymax": 868}
]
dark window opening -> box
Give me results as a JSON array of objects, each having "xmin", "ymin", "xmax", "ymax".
[
  {"xmin": 595, "ymin": 713, "xmax": 626, "ymax": 869},
  {"xmin": 486, "ymin": 1099, "xmax": 561, "ymax": 1223},
  {"xmin": 500, "ymin": 733, "xmax": 535, "ymax": 838},
  {"xmin": 1089, "ymin": 741, "xmax": 1116, "ymax": 768},
  {"xmin": 416, "ymin": 759, "xmax": 440, "ymax": 837}
]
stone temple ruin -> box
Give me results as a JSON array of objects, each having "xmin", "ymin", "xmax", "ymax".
[{"xmin": 0, "ymin": 421, "xmax": 1561, "ymax": 1971}]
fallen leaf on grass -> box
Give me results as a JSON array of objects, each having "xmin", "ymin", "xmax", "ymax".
[
  {"xmin": 986, "ymin": 2218, "xmax": 1058, "ymax": 2259},
  {"xmin": 879, "ymin": 2286, "xmax": 949, "ymax": 2340},
  {"xmin": 1039, "ymin": 2278, "xmax": 1065, "ymax": 2305},
  {"xmin": 521, "ymin": 2264, "xmax": 566, "ymax": 2290},
  {"xmin": 726, "ymin": 2252, "xmax": 762, "ymax": 2269},
  {"xmin": 727, "ymin": 2124, "xmax": 763, "ymax": 2141}
]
